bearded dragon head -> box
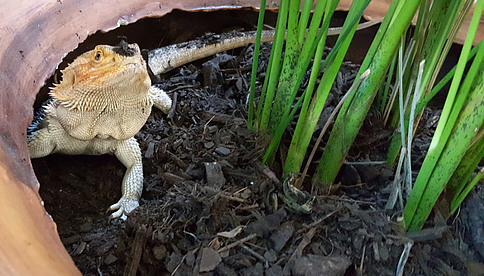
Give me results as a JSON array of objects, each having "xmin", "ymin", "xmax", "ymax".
[{"xmin": 51, "ymin": 41, "xmax": 151, "ymax": 111}]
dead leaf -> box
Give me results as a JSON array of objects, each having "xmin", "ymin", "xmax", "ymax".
[{"xmin": 217, "ymin": 225, "xmax": 245, "ymax": 239}]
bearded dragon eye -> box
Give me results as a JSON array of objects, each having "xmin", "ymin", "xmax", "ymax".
[{"xmin": 95, "ymin": 51, "xmax": 102, "ymax": 61}]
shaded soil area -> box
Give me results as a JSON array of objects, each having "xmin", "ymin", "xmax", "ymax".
[{"xmin": 32, "ymin": 11, "xmax": 484, "ymax": 276}]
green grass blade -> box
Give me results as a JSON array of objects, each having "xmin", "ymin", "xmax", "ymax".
[
  {"xmin": 385, "ymin": 0, "xmax": 474, "ymax": 166},
  {"xmin": 258, "ymin": 0, "xmax": 289, "ymax": 131},
  {"xmin": 314, "ymin": 0, "xmax": 420, "ymax": 186},
  {"xmin": 262, "ymin": 0, "xmax": 331, "ymax": 162},
  {"xmin": 379, "ymin": 54, "xmax": 397, "ymax": 111},
  {"xmin": 404, "ymin": 1, "xmax": 484, "ymax": 230},
  {"xmin": 300, "ymin": 69, "xmax": 371, "ymax": 187},
  {"xmin": 248, "ymin": 0, "xmax": 267, "ymax": 130},
  {"xmin": 405, "ymin": 57, "xmax": 484, "ymax": 230},
  {"xmin": 297, "ymin": 0, "xmax": 313, "ymax": 45},
  {"xmin": 449, "ymin": 139, "xmax": 484, "ymax": 215},
  {"xmin": 452, "ymin": 168, "xmax": 484, "ymax": 215},
  {"xmin": 417, "ymin": 40, "xmax": 482, "ymax": 110},
  {"xmin": 285, "ymin": 0, "xmax": 370, "ymax": 177},
  {"xmin": 263, "ymin": 90, "xmax": 306, "ymax": 163},
  {"xmin": 267, "ymin": 0, "xmax": 330, "ymax": 130},
  {"xmin": 256, "ymin": 42, "xmax": 275, "ymax": 127}
]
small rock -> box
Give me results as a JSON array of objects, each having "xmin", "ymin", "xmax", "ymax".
[
  {"xmin": 270, "ymin": 221, "xmax": 294, "ymax": 252},
  {"xmin": 144, "ymin": 141, "xmax": 155, "ymax": 158},
  {"xmin": 215, "ymin": 263, "xmax": 237, "ymax": 276},
  {"xmin": 236, "ymin": 78, "xmax": 243, "ymax": 91},
  {"xmin": 153, "ymin": 245, "xmax": 167, "ymax": 260},
  {"xmin": 266, "ymin": 265, "xmax": 283, "ymax": 276},
  {"xmin": 240, "ymin": 189, "xmax": 252, "ymax": 199},
  {"xmin": 199, "ymin": 247, "xmax": 222, "ymax": 272},
  {"xmin": 202, "ymin": 60, "xmax": 222, "ymax": 88},
  {"xmin": 79, "ymin": 222, "xmax": 92, "ymax": 233},
  {"xmin": 166, "ymin": 252, "xmax": 182, "ymax": 273},
  {"xmin": 204, "ymin": 141, "xmax": 215, "ymax": 149},
  {"xmin": 242, "ymin": 262, "xmax": 264, "ymax": 276},
  {"xmin": 185, "ymin": 250, "xmax": 196, "ymax": 267},
  {"xmin": 264, "ymin": 249, "xmax": 277, "ymax": 263},
  {"xmin": 204, "ymin": 162, "xmax": 225, "ymax": 188},
  {"xmin": 208, "ymin": 125, "xmax": 218, "ymax": 133},
  {"xmin": 380, "ymin": 244, "xmax": 389, "ymax": 261},
  {"xmin": 104, "ymin": 254, "xmax": 118, "ymax": 265},
  {"xmin": 246, "ymin": 208, "xmax": 286, "ymax": 236},
  {"xmin": 62, "ymin": 235, "xmax": 81, "ymax": 245},
  {"xmin": 215, "ymin": 147, "xmax": 230, "ymax": 155},
  {"xmin": 292, "ymin": 254, "xmax": 351, "ymax": 276}
]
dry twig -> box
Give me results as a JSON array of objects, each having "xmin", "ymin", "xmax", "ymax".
[
  {"xmin": 217, "ymin": 233, "xmax": 257, "ymax": 253},
  {"xmin": 124, "ymin": 225, "xmax": 149, "ymax": 276}
]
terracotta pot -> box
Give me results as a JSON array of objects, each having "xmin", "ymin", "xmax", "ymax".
[{"xmin": 0, "ymin": 0, "xmax": 480, "ymax": 274}]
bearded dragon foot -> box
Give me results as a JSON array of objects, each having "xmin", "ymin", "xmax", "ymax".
[
  {"xmin": 150, "ymin": 86, "xmax": 172, "ymax": 114},
  {"xmin": 106, "ymin": 137, "xmax": 144, "ymax": 220},
  {"xmin": 107, "ymin": 198, "xmax": 139, "ymax": 220}
]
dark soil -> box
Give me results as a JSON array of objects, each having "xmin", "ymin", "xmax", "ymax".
[{"xmin": 32, "ymin": 10, "xmax": 484, "ymax": 276}]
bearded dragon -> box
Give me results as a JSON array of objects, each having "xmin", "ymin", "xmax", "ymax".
[
  {"xmin": 28, "ymin": 42, "xmax": 171, "ymax": 219},
  {"xmin": 28, "ymin": 19, "xmax": 381, "ymax": 220}
]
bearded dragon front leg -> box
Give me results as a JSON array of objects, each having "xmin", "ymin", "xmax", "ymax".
[
  {"xmin": 107, "ymin": 87, "xmax": 171, "ymax": 219},
  {"xmin": 105, "ymin": 86, "xmax": 171, "ymax": 219},
  {"xmin": 107, "ymin": 137, "xmax": 143, "ymax": 220},
  {"xmin": 150, "ymin": 86, "xmax": 172, "ymax": 114}
]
